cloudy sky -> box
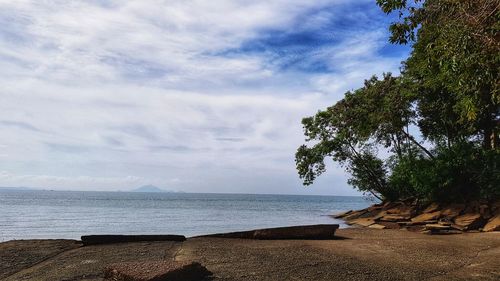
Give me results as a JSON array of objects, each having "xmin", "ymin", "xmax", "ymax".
[{"xmin": 0, "ymin": 0, "xmax": 409, "ymax": 195}]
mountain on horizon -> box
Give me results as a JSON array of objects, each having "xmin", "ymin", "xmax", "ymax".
[{"xmin": 131, "ymin": 185, "xmax": 173, "ymax": 193}]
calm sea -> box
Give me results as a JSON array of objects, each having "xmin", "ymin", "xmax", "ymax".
[{"xmin": 0, "ymin": 190, "xmax": 372, "ymax": 241}]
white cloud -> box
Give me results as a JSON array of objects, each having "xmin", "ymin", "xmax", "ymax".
[
  {"xmin": 0, "ymin": 0, "xmax": 405, "ymax": 195},
  {"xmin": 0, "ymin": 170, "xmax": 184, "ymax": 191}
]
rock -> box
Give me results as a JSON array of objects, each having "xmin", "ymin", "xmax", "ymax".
[
  {"xmin": 404, "ymin": 220, "xmax": 438, "ymax": 226},
  {"xmin": 358, "ymin": 209, "xmax": 386, "ymax": 219},
  {"xmin": 440, "ymin": 204, "xmax": 465, "ymax": 219},
  {"xmin": 406, "ymin": 225, "xmax": 425, "ymax": 232},
  {"xmin": 373, "ymin": 210, "xmax": 388, "ymax": 220},
  {"xmin": 343, "ymin": 210, "xmax": 368, "ymax": 221},
  {"xmin": 104, "ymin": 261, "xmax": 212, "ymax": 281},
  {"xmin": 378, "ymin": 221, "xmax": 400, "ymax": 229},
  {"xmin": 437, "ymin": 221, "xmax": 452, "ymax": 226},
  {"xmin": 206, "ymin": 224, "xmax": 339, "ymax": 240},
  {"xmin": 336, "ymin": 202, "xmax": 496, "ymax": 233},
  {"xmin": 81, "ymin": 235, "xmax": 186, "ymax": 246},
  {"xmin": 382, "ymin": 201, "xmax": 396, "ymax": 208},
  {"xmin": 367, "ymin": 205, "xmax": 383, "ymax": 211},
  {"xmin": 386, "ymin": 205, "xmax": 404, "ymax": 214},
  {"xmin": 252, "ymin": 224, "xmax": 339, "ymax": 240},
  {"xmin": 331, "ymin": 210, "xmax": 352, "ymax": 219},
  {"xmin": 372, "ymin": 210, "xmax": 388, "ymax": 220},
  {"xmin": 424, "ymin": 224, "xmax": 451, "ymax": 230},
  {"xmin": 368, "ymin": 224, "xmax": 386, "ymax": 229},
  {"xmin": 422, "ymin": 203, "xmax": 440, "ymax": 213},
  {"xmin": 380, "ymin": 214, "xmax": 411, "ymax": 222},
  {"xmin": 386, "ymin": 204, "xmax": 415, "ymax": 217},
  {"xmin": 411, "ymin": 211, "xmax": 441, "ymax": 223},
  {"xmin": 451, "ymin": 224, "xmax": 466, "ymax": 231},
  {"xmin": 482, "ymin": 214, "xmax": 500, "ymax": 232},
  {"xmin": 454, "ymin": 213, "xmax": 485, "ymax": 231},
  {"xmin": 350, "ymin": 218, "xmax": 375, "ymax": 227}
]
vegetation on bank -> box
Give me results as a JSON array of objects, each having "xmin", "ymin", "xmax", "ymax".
[{"xmin": 296, "ymin": 0, "xmax": 500, "ymax": 203}]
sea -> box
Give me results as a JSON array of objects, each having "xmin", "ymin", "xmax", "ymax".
[{"xmin": 0, "ymin": 190, "xmax": 373, "ymax": 241}]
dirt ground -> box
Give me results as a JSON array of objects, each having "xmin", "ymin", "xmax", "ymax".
[{"xmin": 1, "ymin": 228, "xmax": 499, "ymax": 281}]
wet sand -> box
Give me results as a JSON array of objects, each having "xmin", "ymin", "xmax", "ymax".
[{"xmin": 1, "ymin": 228, "xmax": 499, "ymax": 281}]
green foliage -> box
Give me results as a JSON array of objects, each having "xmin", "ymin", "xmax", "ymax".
[
  {"xmin": 388, "ymin": 143, "xmax": 500, "ymax": 202},
  {"xmin": 383, "ymin": 0, "xmax": 500, "ymax": 147},
  {"xmin": 295, "ymin": 0, "xmax": 500, "ymax": 202}
]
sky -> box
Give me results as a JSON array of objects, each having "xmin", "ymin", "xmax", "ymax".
[{"xmin": 0, "ymin": 0, "xmax": 410, "ymax": 195}]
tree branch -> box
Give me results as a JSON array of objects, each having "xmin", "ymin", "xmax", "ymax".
[
  {"xmin": 401, "ymin": 130, "xmax": 435, "ymax": 159},
  {"xmin": 347, "ymin": 142, "xmax": 387, "ymax": 197}
]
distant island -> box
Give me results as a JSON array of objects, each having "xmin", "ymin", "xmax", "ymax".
[
  {"xmin": 0, "ymin": 185, "xmax": 182, "ymax": 193},
  {"xmin": 131, "ymin": 185, "xmax": 177, "ymax": 193},
  {"xmin": 0, "ymin": 187, "xmax": 36, "ymax": 191}
]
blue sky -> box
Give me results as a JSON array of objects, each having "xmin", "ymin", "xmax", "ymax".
[{"xmin": 0, "ymin": 0, "xmax": 409, "ymax": 195}]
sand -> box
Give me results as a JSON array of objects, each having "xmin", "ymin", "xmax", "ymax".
[{"xmin": 1, "ymin": 228, "xmax": 499, "ymax": 281}]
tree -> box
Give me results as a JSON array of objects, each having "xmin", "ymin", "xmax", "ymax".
[
  {"xmin": 295, "ymin": 0, "xmax": 500, "ymax": 202},
  {"xmin": 296, "ymin": 74, "xmax": 426, "ymax": 200},
  {"xmin": 379, "ymin": 0, "xmax": 500, "ymax": 148}
]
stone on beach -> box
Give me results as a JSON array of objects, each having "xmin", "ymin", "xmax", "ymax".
[
  {"xmin": 204, "ymin": 224, "xmax": 339, "ymax": 240},
  {"xmin": 386, "ymin": 204, "xmax": 415, "ymax": 217},
  {"xmin": 411, "ymin": 211, "xmax": 441, "ymax": 223},
  {"xmin": 404, "ymin": 220, "xmax": 438, "ymax": 226},
  {"xmin": 380, "ymin": 214, "xmax": 410, "ymax": 222},
  {"xmin": 252, "ymin": 224, "xmax": 339, "ymax": 240},
  {"xmin": 343, "ymin": 210, "xmax": 368, "ymax": 220},
  {"xmin": 368, "ymin": 224, "xmax": 386, "ymax": 229},
  {"xmin": 440, "ymin": 204, "xmax": 465, "ymax": 219},
  {"xmin": 424, "ymin": 224, "xmax": 451, "ymax": 230},
  {"xmin": 335, "ymin": 200, "xmax": 499, "ymax": 233},
  {"xmin": 422, "ymin": 203, "xmax": 440, "ymax": 213},
  {"xmin": 406, "ymin": 225, "xmax": 425, "ymax": 232},
  {"xmin": 483, "ymin": 214, "xmax": 500, "ymax": 232},
  {"xmin": 348, "ymin": 218, "xmax": 375, "ymax": 227},
  {"xmin": 331, "ymin": 210, "xmax": 352, "ymax": 219},
  {"xmin": 454, "ymin": 213, "xmax": 485, "ymax": 230},
  {"xmin": 104, "ymin": 260, "xmax": 212, "ymax": 281}
]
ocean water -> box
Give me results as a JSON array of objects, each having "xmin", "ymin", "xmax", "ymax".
[{"xmin": 0, "ymin": 190, "xmax": 372, "ymax": 241}]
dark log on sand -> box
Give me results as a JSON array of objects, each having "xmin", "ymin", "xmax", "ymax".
[{"xmin": 81, "ymin": 235, "xmax": 186, "ymax": 246}]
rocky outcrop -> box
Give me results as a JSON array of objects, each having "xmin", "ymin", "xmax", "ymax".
[
  {"xmin": 454, "ymin": 213, "xmax": 484, "ymax": 231},
  {"xmin": 334, "ymin": 200, "xmax": 500, "ymax": 234},
  {"xmin": 104, "ymin": 261, "xmax": 212, "ymax": 281},
  {"xmin": 200, "ymin": 224, "xmax": 339, "ymax": 240},
  {"xmin": 483, "ymin": 214, "xmax": 500, "ymax": 232},
  {"xmin": 411, "ymin": 211, "xmax": 441, "ymax": 223}
]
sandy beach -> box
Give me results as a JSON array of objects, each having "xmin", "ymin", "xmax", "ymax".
[{"xmin": 1, "ymin": 228, "xmax": 499, "ymax": 281}]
